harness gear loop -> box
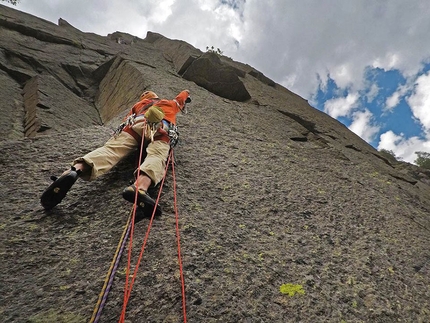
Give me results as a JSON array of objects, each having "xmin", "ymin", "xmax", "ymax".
[
  {"xmin": 167, "ymin": 123, "xmax": 180, "ymax": 147},
  {"xmin": 112, "ymin": 113, "xmax": 136, "ymax": 138},
  {"xmin": 112, "ymin": 98, "xmax": 159, "ymax": 138}
]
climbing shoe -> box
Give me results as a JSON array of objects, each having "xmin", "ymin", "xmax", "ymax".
[
  {"xmin": 122, "ymin": 186, "xmax": 162, "ymax": 217},
  {"xmin": 40, "ymin": 167, "xmax": 80, "ymax": 210}
]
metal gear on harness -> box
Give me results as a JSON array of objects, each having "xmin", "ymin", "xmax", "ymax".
[
  {"xmin": 161, "ymin": 120, "xmax": 179, "ymax": 147},
  {"xmin": 168, "ymin": 124, "xmax": 179, "ymax": 147},
  {"xmin": 113, "ymin": 113, "xmax": 136, "ymax": 138}
]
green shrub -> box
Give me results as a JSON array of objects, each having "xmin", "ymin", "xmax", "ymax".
[
  {"xmin": 206, "ymin": 46, "xmax": 223, "ymax": 56},
  {"xmin": 2, "ymin": 0, "xmax": 20, "ymax": 5},
  {"xmin": 378, "ymin": 149, "xmax": 400, "ymax": 162},
  {"xmin": 414, "ymin": 151, "xmax": 430, "ymax": 169}
]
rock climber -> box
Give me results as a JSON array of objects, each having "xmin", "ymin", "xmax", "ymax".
[{"xmin": 40, "ymin": 89, "xmax": 191, "ymax": 215}]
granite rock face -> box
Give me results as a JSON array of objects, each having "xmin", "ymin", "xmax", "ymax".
[
  {"xmin": 1, "ymin": 4, "xmax": 429, "ymax": 323},
  {"xmin": 0, "ymin": 9, "xmax": 271, "ymax": 140}
]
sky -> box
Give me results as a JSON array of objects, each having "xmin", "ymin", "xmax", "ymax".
[{"xmin": 3, "ymin": 0, "xmax": 430, "ymax": 163}]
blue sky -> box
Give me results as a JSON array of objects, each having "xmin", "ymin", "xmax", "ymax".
[
  {"xmin": 313, "ymin": 61, "xmax": 430, "ymax": 162},
  {"xmin": 3, "ymin": 0, "xmax": 430, "ymax": 163},
  {"xmin": 314, "ymin": 64, "xmax": 430, "ymax": 146}
]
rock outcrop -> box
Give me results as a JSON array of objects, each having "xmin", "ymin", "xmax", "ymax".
[{"xmin": 1, "ymin": 4, "xmax": 429, "ymax": 323}]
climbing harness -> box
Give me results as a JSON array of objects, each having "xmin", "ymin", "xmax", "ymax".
[
  {"xmin": 90, "ymin": 122, "xmax": 187, "ymax": 323},
  {"xmin": 112, "ymin": 98, "xmax": 159, "ymax": 138},
  {"xmin": 147, "ymin": 121, "xmax": 162, "ymax": 142},
  {"xmin": 112, "ymin": 113, "xmax": 136, "ymax": 138}
]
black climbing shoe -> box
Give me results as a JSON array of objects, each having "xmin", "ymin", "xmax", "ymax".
[
  {"xmin": 122, "ymin": 186, "xmax": 162, "ymax": 217},
  {"xmin": 40, "ymin": 168, "xmax": 80, "ymax": 210}
]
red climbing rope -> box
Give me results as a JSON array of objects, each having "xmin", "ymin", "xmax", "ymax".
[
  {"xmin": 118, "ymin": 123, "xmax": 147, "ymax": 323},
  {"xmin": 118, "ymin": 139, "xmax": 187, "ymax": 322},
  {"xmin": 119, "ymin": 152, "xmax": 171, "ymax": 323},
  {"xmin": 89, "ymin": 210, "xmax": 132, "ymax": 323},
  {"xmin": 171, "ymin": 150, "xmax": 188, "ymax": 322},
  {"xmin": 89, "ymin": 121, "xmax": 188, "ymax": 322}
]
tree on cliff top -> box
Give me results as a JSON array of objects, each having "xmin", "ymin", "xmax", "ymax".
[
  {"xmin": 414, "ymin": 151, "xmax": 430, "ymax": 169},
  {"xmin": 2, "ymin": 0, "xmax": 19, "ymax": 5}
]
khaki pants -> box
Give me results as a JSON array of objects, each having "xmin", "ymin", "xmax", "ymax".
[{"xmin": 73, "ymin": 120, "xmax": 170, "ymax": 186}]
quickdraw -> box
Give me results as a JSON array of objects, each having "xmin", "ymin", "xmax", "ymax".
[
  {"xmin": 112, "ymin": 113, "xmax": 136, "ymax": 138},
  {"xmin": 166, "ymin": 122, "xmax": 180, "ymax": 147}
]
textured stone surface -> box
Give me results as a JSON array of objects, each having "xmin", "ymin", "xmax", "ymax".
[
  {"xmin": 0, "ymin": 69, "xmax": 24, "ymax": 140},
  {"xmin": 1, "ymin": 4, "xmax": 429, "ymax": 323},
  {"xmin": 21, "ymin": 74, "xmax": 101, "ymax": 137},
  {"xmin": 182, "ymin": 52, "xmax": 251, "ymax": 101},
  {"xmin": 145, "ymin": 31, "xmax": 202, "ymax": 75}
]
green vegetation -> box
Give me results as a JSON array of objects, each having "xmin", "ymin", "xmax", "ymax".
[
  {"xmin": 414, "ymin": 151, "xmax": 430, "ymax": 169},
  {"xmin": 378, "ymin": 149, "xmax": 430, "ymax": 169},
  {"xmin": 378, "ymin": 149, "xmax": 401, "ymax": 162},
  {"xmin": 206, "ymin": 45, "xmax": 223, "ymax": 56},
  {"xmin": 279, "ymin": 283, "xmax": 305, "ymax": 296},
  {"xmin": 2, "ymin": 0, "xmax": 19, "ymax": 5}
]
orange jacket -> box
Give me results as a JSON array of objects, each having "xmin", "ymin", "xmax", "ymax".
[{"xmin": 127, "ymin": 90, "xmax": 189, "ymax": 125}]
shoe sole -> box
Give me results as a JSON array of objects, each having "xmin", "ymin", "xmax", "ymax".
[
  {"xmin": 40, "ymin": 171, "xmax": 78, "ymax": 210},
  {"xmin": 122, "ymin": 187, "xmax": 162, "ymax": 217}
]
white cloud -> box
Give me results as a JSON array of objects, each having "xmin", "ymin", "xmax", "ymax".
[
  {"xmin": 6, "ymin": 0, "xmax": 430, "ymax": 158},
  {"xmin": 330, "ymin": 64, "xmax": 355, "ymax": 89},
  {"xmin": 366, "ymin": 83, "xmax": 379, "ymax": 103},
  {"xmin": 146, "ymin": 0, "xmax": 175, "ymax": 24},
  {"xmin": 385, "ymin": 84, "xmax": 410, "ymax": 111},
  {"xmin": 385, "ymin": 92, "xmax": 401, "ymax": 111},
  {"xmin": 349, "ymin": 109, "xmax": 380, "ymax": 142},
  {"xmin": 9, "ymin": 0, "xmax": 430, "ymax": 100},
  {"xmin": 234, "ymin": 1, "xmax": 430, "ymax": 99},
  {"xmin": 378, "ymin": 130, "xmax": 430, "ymax": 163},
  {"xmin": 323, "ymin": 93, "xmax": 359, "ymax": 119},
  {"xmin": 372, "ymin": 53, "xmax": 401, "ymax": 71},
  {"xmin": 407, "ymin": 72, "xmax": 430, "ymax": 132}
]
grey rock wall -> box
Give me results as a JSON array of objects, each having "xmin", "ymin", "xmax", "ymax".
[{"xmin": 1, "ymin": 4, "xmax": 429, "ymax": 323}]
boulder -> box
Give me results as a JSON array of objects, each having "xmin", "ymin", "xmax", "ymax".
[
  {"xmin": 95, "ymin": 56, "xmax": 147, "ymax": 123},
  {"xmin": 182, "ymin": 52, "xmax": 251, "ymax": 101},
  {"xmin": 145, "ymin": 31, "xmax": 202, "ymax": 74}
]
